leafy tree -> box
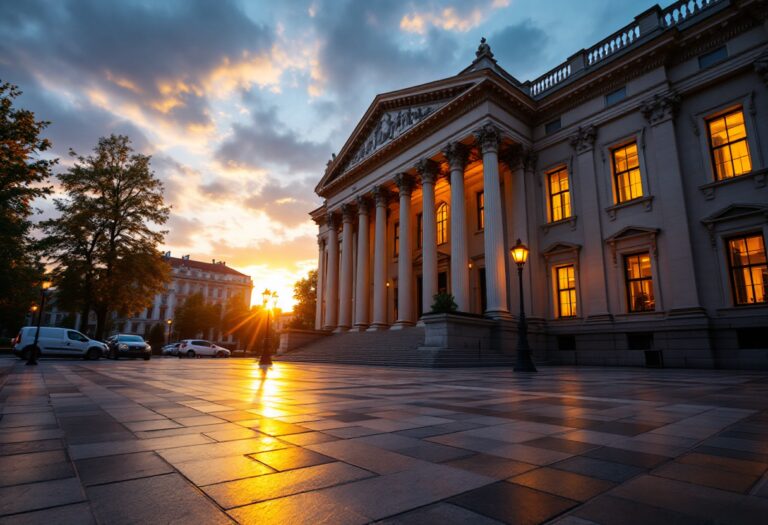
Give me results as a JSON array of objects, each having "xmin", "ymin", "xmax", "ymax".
[
  {"xmin": 174, "ymin": 293, "xmax": 221, "ymax": 340},
  {"xmin": 41, "ymin": 134, "xmax": 170, "ymax": 339},
  {"xmin": 289, "ymin": 269, "xmax": 317, "ymax": 329},
  {"xmin": 0, "ymin": 81, "xmax": 55, "ymax": 335},
  {"xmin": 146, "ymin": 323, "xmax": 166, "ymax": 355}
]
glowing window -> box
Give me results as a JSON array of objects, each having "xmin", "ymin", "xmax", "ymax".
[
  {"xmin": 436, "ymin": 203, "xmax": 448, "ymax": 245},
  {"xmin": 476, "ymin": 191, "xmax": 484, "ymax": 230},
  {"xmin": 556, "ymin": 265, "xmax": 577, "ymax": 318},
  {"xmin": 548, "ymin": 168, "xmax": 572, "ymax": 222},
  {"xmin": 624, "ymin": 253, "xmax": 655, "ymax": 312},
  {"xmin": 612, "ymin": 143, "xmax": 643, "ymax": 203},
  {"xmin": 708, "ymin": 109, "xmax": 752, "ymax": 180},
  {"xmin": 727, "ymin": 234, "xmax": 767, "ymax": 305}
]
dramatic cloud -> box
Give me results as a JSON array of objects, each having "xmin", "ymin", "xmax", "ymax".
[{"xmin": 488, "ymin": 20, "xmax": 550, "ymax": 80}]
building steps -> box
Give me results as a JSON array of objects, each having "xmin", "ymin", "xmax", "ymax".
[{"xmin": 276, "ymin": 327, "xmax": 518, "ymax": 368}]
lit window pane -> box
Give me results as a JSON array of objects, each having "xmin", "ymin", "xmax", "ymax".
[
  {"xmin": 708, "ymin": 109, "xmax": 752, "ymax": 181},
  {"xmin": 556, "ymin": 265, "xmax": 577, "ymax": 318},
  {"xmin": 728, "ymin": 234, "xmax": 767, "ymax": 305}
]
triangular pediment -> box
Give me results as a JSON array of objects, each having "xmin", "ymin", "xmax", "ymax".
[
  {"xmin": 541, "ymin": 241, "xmax": 581, "ymax": 256},
  {"xmin": 605, "ymin": 226, "xmax": 659, "ymax": 243},
  {"xmin": 702, "ymin": 203, "xmax": 768, "ymax": 224}
]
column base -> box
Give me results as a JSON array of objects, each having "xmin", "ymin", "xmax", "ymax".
[
  {"xmin": 483, "ymin": 310, "xmax": 513, "ymax": 321},
  {"xmin": 349, "ymin": 324, "xmax": 369, "ymax": 332},
  {"xmin": 332, "ymin": 325, "xmax": 350, "ymax": 333},
  {"xmin": 366, "ymin": 323, "xmax": 390, "ymax": 332},
  {"xmin": 390, "ymin": 321, "xmax": 416, "ymax": 330}
]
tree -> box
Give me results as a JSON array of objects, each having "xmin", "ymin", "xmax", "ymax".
[
  {"xmin": 174, "ymin": 293, "xmax": 221, "ymax": 340},
  {"xmin": 0, "ymin": 81, "xmax": 55, "ymax": 335},
  {"xmin": 41, "ymin": 134, "xmax": 170, "ymax": 339},
  {"xmin": 146, "ymin": 323, "xmax": 166, "ymax": 355},
  {"xmin": 289, "ymin": 269, "xmax": 317, "ymax": 329}
]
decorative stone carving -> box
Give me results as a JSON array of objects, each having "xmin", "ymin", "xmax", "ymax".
[
  {"xmin": 356, "ymin": 195, "xmax": 369, "ymax": 215},
  {"xmin": 442, "ymin": 142, "xmax": 468, "ymax": 170},
  {"xmin": 569, "ymin": 125, "xmax": 597, "ymax": 154},
  {"xmin": 394, "ymin": 173, "xmax": 414, "ymax": 195},
  {"xmin": 346, "ymin": 102, "xmax": 447, "ymax": 171},
  {"xmin": 372, "ymin": 185, "xmax": 389, "ymax": 206},
  {"xmin": 340, "ymin": 203, "xmax": 354, "ymax": 222},
  {"xmin": 475, "ymin": 123, "xmax": 501, "ymax": 154},
  {"xmin": 476, "ymin": 37, "xmax": 494, "ymax": 59},
  {"xmin": 326, "ymin": 212, "xmax": 338, "ymax": 229},
  {"xmin": 640, "ymin": 91, "xmax": 680, "ymax": 125},
  {"xmin": 415, "ymin": 159, "xmax": 439, "ymax": 184},
  {"xmin": 523, "ymin": 148, "xmax": 538, "ymax": 173},
  {"xmin": 755, "ymin": 51, "xmax": 768, "ymax": 86}
]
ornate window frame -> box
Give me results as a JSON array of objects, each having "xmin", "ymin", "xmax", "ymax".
[
  {"xmin": 600, "ymin": 131, "xmax": 653, "ymax": 220},
  {"xmin": 605, "ymin": 226, "xmax": 663, "ymax": 315},
  {"xmin": 542, "ymin": 242, "xmax": 582, "ymax": 320}
]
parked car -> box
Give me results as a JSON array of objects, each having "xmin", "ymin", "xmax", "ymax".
[
  {"xmin": 12, "ymin": 327, "xmax": 106, "ymax": 360},
  {"xmin": 161, "ymin": 342, "xmax": 180, "ymax": 356},
  {"xmin": 105, "ymin": 334, "xmax": 152, "ymax": 360},
  {"xmin": 178, "ymin": 340, "xmax": 231, "ymax": 358}
]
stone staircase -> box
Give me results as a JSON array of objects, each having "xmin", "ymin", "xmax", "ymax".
[{"xmin": 276, "ymin": 327, "xmax": 518, "ymax": 368}]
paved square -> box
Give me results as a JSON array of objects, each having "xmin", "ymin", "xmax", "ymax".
[{"xmin": 1, "ymin": 357, "xmax": 768, "ymax": 524}]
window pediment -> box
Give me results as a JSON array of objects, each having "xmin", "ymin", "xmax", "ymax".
[
  {"xmin": 542, "ymin": 242, "xmax": 581, "ymax": 258},
  {"xmin": 701, "ymin": 203, "xmax": 768, "ymax": 225}
]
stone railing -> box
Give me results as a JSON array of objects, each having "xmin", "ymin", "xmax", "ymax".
[{"xmin": 526, "ymin": 0, "xmax": 730, "ymax": 98}]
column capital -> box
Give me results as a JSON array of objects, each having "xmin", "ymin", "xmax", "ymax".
[
  {"xmin": 372, "ymin": 185, "xmax": 389, "ymax": 206},
  {"xmin": 356, "ymin": 195, "xmax": 370, "ymax": 215},
  {"xmin": 326, "ymin": 212, "xmax": 338, "ymax": 229},
  {"xmin": 341, "ymin": 203, "xmax": 355, "ymax": 223},
  {"xmin": 443, "ymin": 142, "xmax": 469, "ymax": 171},
  {"xmin": 640, "ymin": 91, "xmax": 680, "ymax": 125},
  {"xmin": 475, "ymin": 122, "xmax": 501, "ymax": 154},
  {"xmin": 415, "ymin": 159, "xmax": 439, "ymax": 185},
  {"xmin": 394, "ymin": 173, "xmax": 414, "ymax": 196},
  {"xmin": 569, "ymin": 125, "xmax": 597, "ymax": 154}
]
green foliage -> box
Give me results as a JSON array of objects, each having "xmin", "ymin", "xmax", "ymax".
[
  {"xmin": 0, "ymin": 81, "xmax": 55, "ymax": 336},
  {"xmin": 174, "ymin": 293, "xmax": 221, "ymax": 340},
  {"xmin": 40, "ymin": 134, "xmax": 171, "ymax": 339},
  {"xmin": 289, "ymin": 269, "xmax": 317, "ymax": 329},
  {"xmin": 146, "ymin": 323, "xmax": 166, "ymax": 354},
  {"xmin": 430, "ymin": 292, "xmax": 458, "ymax": 314}
]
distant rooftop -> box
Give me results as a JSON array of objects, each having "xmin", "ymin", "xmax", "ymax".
[{"xmin": 164, "ymin": 254, "xmax": 250, "ymax": 278}]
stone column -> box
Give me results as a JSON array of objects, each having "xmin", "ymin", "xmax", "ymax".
[
  {"xmin": 368, "ymin": 186, "xmax": 389, "ymax": 331},
  {"xmin": 323, "ymin": 213, "xmax": 339, "ymax": 330},
  {"xmin": 352, "ymin": 197, "xmax": 371, "ymax": 330},
  {"xmin": 505, "ymin": 148, "xmax": 535, "ymax": 317},
  {"xmin": 393, "ymin": 173, "xmax": 415, "ymax": 328},
  {"xmin": 314, "ymin": 237, "xmax": 325, "ymax": 330},
  {"xmin": 641, "ymin": 92, "xmax": 702, "ymax": 315},
  {"xmin": 570, "ymin": 125, "xmax": 610, "ymax": 320},
  {"xmin": 444, "ymin": 142, "xmax": 470, "ymax": 311},
  {"xmin": 476, "ymin": 123, "xmax": 509, "ymax": 317},
  {"xmin": 417, "ymin": 159, "xmax": 439, "ymax": 315},
  {"xmin": 151, "ymin": 295, "xmax": 160, "ymax": 320},
  {"xmin": 336, "ymin": 204, "xmax": 354, "ymax": 332}
]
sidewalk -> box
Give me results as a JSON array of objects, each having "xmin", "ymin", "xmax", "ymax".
[{"xmin": 1, "ymin": 357, "xmax": 767, "ymax": 524}]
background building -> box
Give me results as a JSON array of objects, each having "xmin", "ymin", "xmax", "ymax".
[{"xmin": 310, "ymin": 0, "xmax": 768, "ymax": 368}]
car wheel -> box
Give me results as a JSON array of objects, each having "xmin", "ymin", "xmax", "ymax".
[
  {"xmin": 110, "ymin": 349, "xmax": 119, "ymax": 360},
  {"xmin": 86, "ymin": 348, "xmax": 100, "ymax": 360},
  {"xmin": 187, "ymin": 350, "xmax": 196, "ymax": 358},
  {"xmin": 20, "ymin": 346, "xmax": 33, "ymax": 360},
  {"xmin": 143, "ymin": 354, "xmax": 151, "ymax": 361}
]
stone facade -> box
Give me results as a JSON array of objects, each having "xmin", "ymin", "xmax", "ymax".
[{"xmin": 312, "ymin": 0, "xmax": 768, "ymax": 369}]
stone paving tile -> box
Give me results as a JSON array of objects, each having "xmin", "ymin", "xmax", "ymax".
[
  {"xmin": 677, "ymin": 451, "xmax": 767, "ymax": 476},
  {"xmin": 250, "ymin": 446, "xmax": 334, "ymax": 471},
  {"xmin": 653, "ymin": 461, "xmax": 760, "ymax": 493},
  {"xmin": 450, "ymin": 480, "xmax": 578, "ymax": 525},
  {"xmin": 306, "ymin": 439, "xmax": 431, "ymax": 474},
  {"xmin": 551, "ymin": 455, "xmax": 646, "ymax": 483},
  {"xmin": 510, "ymin": 467, "xmax": 616, "ymax": 502},
  {"xmin": 173, "ymin": 454, "xmax": 275, "ymax": 486},
  {"xmin": 203, "ymin": 461, "xmax": 373, "ymax": 508},
  {"xmin": 0, "ymin": 438, "xmax": 64, "ymax": 456},
  {"xmin": 0, "ymin": 477, "xmax": 85, "ymax": 517},
  {"xmin": 75, "ymin": 451, "xmax": 174, "ymax": 486},
  {"xmin": 584, "ymin": 446, "xmax": 670, "ymax": 469},
  {"xmin": 157, "ymin": 435, "xmax": 289, "ymax": 464},
  {"xmin": 87, "ymin": 473, "xmax": 231, "ymax": 524},
  {"xmin": 278, "ymin": 430, "xmax": 338, "ymax": 446},
  {"xmin": 226, "ymin": 489, "xmax": 370, "ymax": 525},
  {"xmin": 0, "ymin": 502, "xmax": 96, "ymax": 525},
  {"xmin": 377, "ymin": 502, "xmax": 505, "ymax": 524},
  {"xmin": 442, "ymin": 453, "xmax": 537, "ymax": 479},
  {"xmin": 567, "ymin": 494, "xmax": 705, "ymax": 525}
]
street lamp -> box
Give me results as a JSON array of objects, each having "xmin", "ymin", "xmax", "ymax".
[
  {"xmin": 27, "ymin": 279, "xmax": 53, "ymax": 366},
  {"xmin": 510, "ymin": 239, "xmax": 537, "ymax": 372},
  {"xmin": 166, "ymin": 319, "xmax": 173, "ymax": 345},
  {"xmin": 260, "ymin": 288, "xmax": 278, "ymax": 367}
]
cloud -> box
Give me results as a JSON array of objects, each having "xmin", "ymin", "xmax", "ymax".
[
  {"xmin": 212, "ymin": 235, "xmax": 317, "ymax": 271},
  {"xmin": 488, "ymin": 20, "xmax": 549, "ymax": 80},
  {"xmin": 243, "ymin": 177, "xmax": 320, "ymax": 229}
]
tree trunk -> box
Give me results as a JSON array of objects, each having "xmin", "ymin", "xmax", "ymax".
[
  {"xmin": 79, "ymin": 303, "xmax": 90, "ymax": 334},
  {"xmin": 95, "ymin": 306, "xmax": 108, "ymax": 340}
]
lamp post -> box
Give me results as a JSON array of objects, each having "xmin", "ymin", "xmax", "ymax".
[
  {"xmin": 260, "ymin": 288, "xmax": 278, "ymax": 367},
  {"xmin": 510, "ymin": 239, "xmax": 537, "ymax": 372},
  {"xmin": 27, "ymin": 280, "xmax": 53, "ymax": 366},
  {"xmin": 166, "ymin": 319, "xmax": 173, "ymax": 345}
]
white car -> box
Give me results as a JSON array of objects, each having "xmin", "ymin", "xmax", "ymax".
[
  {"xmin": 161, "ymin": 342, "xmax": 180, "ymax": 356},
  {"xmin": 12, "ymin": 327, "xmax": 106, "ymax": 360},
  {"xmin": 178, "ymin": 340, "xmax": 231, "ymax": 358}
]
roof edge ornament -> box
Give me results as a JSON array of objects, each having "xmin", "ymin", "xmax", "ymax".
[{"xmin": 476, "ymin": 37, "xmax": 494, "ymax": 60}]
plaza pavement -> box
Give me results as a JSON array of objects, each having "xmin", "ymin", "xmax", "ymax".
[{"xmin": 1, "ymin": 357, "xmax": 768, "ymax": 524}]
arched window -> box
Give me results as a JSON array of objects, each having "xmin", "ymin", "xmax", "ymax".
[{"xmin": 436, "ymin": 203, "xmax": 448, "ymax": 245}]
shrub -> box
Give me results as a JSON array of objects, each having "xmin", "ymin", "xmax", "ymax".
[{"xmin": 430, "ymin": 292, "xmax": 457, "ymax": 314}]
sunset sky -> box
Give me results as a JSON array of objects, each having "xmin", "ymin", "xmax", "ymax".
[{"xmin": 0, "ymin": 0, "xmax": 667, "ymax": 310}]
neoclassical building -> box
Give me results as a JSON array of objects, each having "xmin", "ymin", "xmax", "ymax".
[{"xmin": 311, "ymin": 0, "xmax": 768, "ymax": 368}]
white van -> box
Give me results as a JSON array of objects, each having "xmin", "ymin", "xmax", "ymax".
[{"xmin": 12, "ymin": 327, "xmax": 107, "ymax": 360}]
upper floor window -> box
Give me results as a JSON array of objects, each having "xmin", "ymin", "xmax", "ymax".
[
  {"xmin": 436, "ymin": 203, "xmax": 448, "ymax": 245},
  {"xmin": 612, "ymin": 142, "xmax": 643, "ymax": 203},
  {"xmin": 476, "ymin": 191, "xmax": 484, "ymax": 230},
  {"xmin": 555, "ymin": 265, "xmax": 577, "ymax": 318},
  {"xmin": 624, "ymin": 252, "xmax": 655, "ymax": 312},
  {"xmin": 707, "ymin": 108, "xmax": 752, "ymax": 180},
  {"xmin": 547, "ymin": 167, "xmax": 572, "ymax": 222},
  {"xmin": 727, "ymin": 233, "xmax": 766, "ymax": 305},
  {"xmin": 393, "ymin": 222, "xmax": 400, "ymax": 257}
]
